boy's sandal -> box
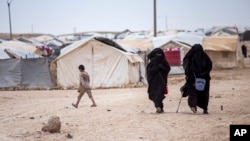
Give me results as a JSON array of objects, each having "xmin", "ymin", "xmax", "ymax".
[
  {"xmin": 90, "ymin": 104, "xmax": 97, "ymax": 107},
  {"xmin": 72, "ymin": 103, "xmax": 78, "ymax": 108}
]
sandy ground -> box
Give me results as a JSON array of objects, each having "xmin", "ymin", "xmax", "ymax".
[{"xmin": 0, "ymin": 68, "xmax": 250, "ymax": 141}]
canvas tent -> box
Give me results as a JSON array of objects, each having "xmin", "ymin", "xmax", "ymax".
[
  {"xmin": 51, "ymin": 37, "xmax": 144, "ymax": 89},
  {"xmin": 0, "ymin": 58, "xmax": 53, "ymax": 89},
  {"xmin": 159, "ymin": 40, "xmax": 191, "ymax": 74},
  {"xmin": 202, "ymin": 35, "xmax": 242, "ymax": 69}
]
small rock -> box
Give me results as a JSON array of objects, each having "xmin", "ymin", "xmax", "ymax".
[
  {"xmin": 30, "ymin": 117, "xmax": 35, "ymax": 120},
  {"xmin": 107, "ymin": 109, "xmax": 111, "ymax": 112},
  {"xmin": 66, "ymin": 133, "xmax": 73, "ymax": 139},
  {"xmin": 214, "ymin": 96, "xmax": 222, "ymax": 98}
]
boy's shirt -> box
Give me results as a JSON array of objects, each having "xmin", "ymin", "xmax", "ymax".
[{"xmin": 79, "ymin": 71, "xmax": 91, "ymax": 91}]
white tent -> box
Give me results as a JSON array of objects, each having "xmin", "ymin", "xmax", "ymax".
[
  {"xmin": 159, "ymin": 40, "xmax": 191, "ymax": 74},
  {"xmin": 52, "ymin": 37, "xmax": 145, "ymax": 89}
]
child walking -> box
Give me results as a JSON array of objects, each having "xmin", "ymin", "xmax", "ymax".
[{"xmin": 72, "ymin": 64, "xmax": 97, "ymax": 108}]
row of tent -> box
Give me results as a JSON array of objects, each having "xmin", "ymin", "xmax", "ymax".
[{"xmin": 0, "ymin": 28, "xmax": 249, "ymax": 90}]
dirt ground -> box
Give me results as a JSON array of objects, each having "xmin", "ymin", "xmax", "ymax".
[{"xmin": 0, "ymin": 68, "xmax": 250, "ymax": 141}]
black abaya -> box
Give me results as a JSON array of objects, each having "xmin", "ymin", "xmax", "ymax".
[{"xmin": 146, "ymin": 48, "xmax": 171, "ymax": 111}]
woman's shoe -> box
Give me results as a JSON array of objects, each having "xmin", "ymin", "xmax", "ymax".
[
  {"xmin": 191, "ymin": 107, "xmax": 197, "ymax": 113},
  {"xmin": 203, "ymin": 110, "xmax": 208, "ymax": 114},
  {"xmin": 156, "ymin": 107, "xmax": 163, "ymax": 113}
]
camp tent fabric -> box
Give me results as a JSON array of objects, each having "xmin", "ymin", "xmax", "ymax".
[
  {"xmin": 116, "ymin": 39, "xmax": 153, "ymax": 51},
  {"xmin": 0, "ymin": 40, "xmax": 41, "ymax": 55},
  {"xmin": 203, "ymin": 36, "xmax": 239, "ymax": 51},
  {"xmin": 52, "ymin": 37, "xmax": 144, "ymax": 89},
  {"xmin": 0, "ymin": 47, "xmax": 40, "ymax": 59},
  {"xmin": 35, "ymin": 35, "xmax": 54, "ymax": 43},
  {"xmin": 202, "ymin": 35, "xmax": 241, "ymax": 69},
  {"xmin": 0, "ymin": 58, "xmax": 53, "ymax": 89}
]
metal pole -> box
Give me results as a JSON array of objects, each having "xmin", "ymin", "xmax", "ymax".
[
  {"xmin": 7, "ymin": 0, "xmax": 13, "ymax": 40},
  {"xmin": 165, "ymin": 16, "xmax": 168, "ymax": 32},
  {"xmin": 153, "ymin": 0, "xmax": 157, "ymax": 37},
  {"xmin": 176, "ymin": 95, "xmax": 183, "ymax": 113}
]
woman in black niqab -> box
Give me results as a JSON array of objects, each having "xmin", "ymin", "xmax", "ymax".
[
  {"xmin": 146, "ymin": 48, "xmax": 170, "ymax": 113},
  {"xmin": 182, "ymin": 44, "xmax": 212, "ymax": 114}
]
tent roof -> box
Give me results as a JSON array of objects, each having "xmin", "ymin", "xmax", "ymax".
[
  {"xmin": 0, "ymin": 40, "xmax": 41, "ymax": 55},
  {"xmin": 55, "ymin": 37, "xmax": 143, "ymax": 63},
  {"xmin": 94, "ymin": 37, "xmax": 126, "ymax": 52},
  {"xmin": 152, "ymin": 32, "xmax": 204, "ymax": 48},
  {"xmin": 116, "ymin": 39, "xmax": 153, "ymax": 51},
  {"xmin": 205, "ymin": 26, "xmax": 238, "ymax": 36},
  {"xmin": 203, "ymin": 35, "xmax": 239, "ymax": 51},
  {"xmin": 35, "ymin": 35, "xmax": 54, "ymax": 43},
  {"xmin": 0, "ymin": 47, "xmax": 40, "ymax": 59},
  {"xmin": 117, "ymin": 43, "xmax": 140, "ymax": 53}
]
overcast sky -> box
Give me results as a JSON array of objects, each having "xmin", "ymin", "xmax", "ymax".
[{"xmin": 1, "ymin": 0, "xmax": 250, "ymax": 35}]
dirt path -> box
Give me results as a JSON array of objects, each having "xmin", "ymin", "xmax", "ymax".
[{"xmin": 0, "ymin": 68, "xmax": 250, "ymax": 141}]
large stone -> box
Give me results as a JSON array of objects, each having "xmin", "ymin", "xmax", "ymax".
[{"xmin": 42, "ymin": 116, "xmax": 61, "ymax": 133}]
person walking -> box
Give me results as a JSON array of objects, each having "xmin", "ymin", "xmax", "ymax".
[
  {"xmin": 181, "ymin": 44, "xmax": 212, "ymax": 114},
  {"xmin": 72, "ymin": 64, "xmax": 97, "ymax": 108},
  {"xmin": 146, "ymin": 48, "xmax": 171, "ymax": 113}
]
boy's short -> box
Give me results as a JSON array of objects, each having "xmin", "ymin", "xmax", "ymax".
[{"xmin": 78, "ymin": 89, "xmax": 93, "ymax": 99}]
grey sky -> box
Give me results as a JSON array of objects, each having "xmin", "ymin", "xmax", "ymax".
[{"xmin": 1, "ymin": 0, "xmax": 250, "ymax": 35}]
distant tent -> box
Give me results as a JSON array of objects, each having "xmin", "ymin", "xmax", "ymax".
[
  {"xmin": 3, "ymin": 48, "xmax": 41, "ymax": 59},
  {"xmin": 17, "ymin": 37, "xmax": 33, "ymax": 44},
  {"xmin": 203, "ymin": 35, "xmax": 242, "ymax": 69},
  {"xmin": 0, "ymin": 40, "xmax": 41, "ymax": 56},
  {"xmin": 51, "ymin": 37, "xmax": 145, "ymax": 89},
  {"xmin": 114, "ymin": 29, "xmax": 132, "ymax": 39},
  {"xmin": 35, "ymin": 35, "xmax": 54, "ymax": 43},
  {"xmin": 159, "ymin": 40, "xmax": 191, "ymax": 74}
]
